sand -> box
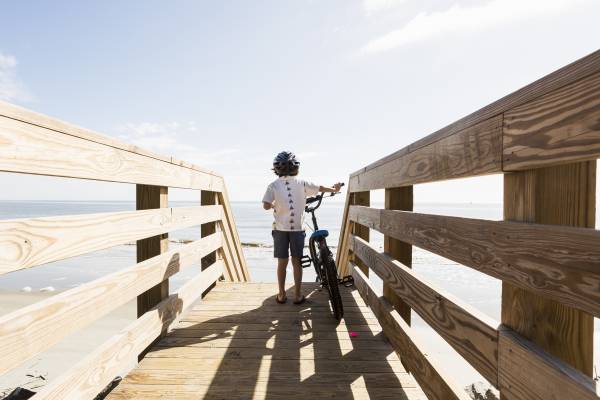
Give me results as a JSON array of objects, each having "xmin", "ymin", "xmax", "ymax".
[{"xmin": 0, "ymin": 290, "xmax": 136, "ymax": 396}]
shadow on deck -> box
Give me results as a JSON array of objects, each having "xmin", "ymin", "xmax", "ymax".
[{"xmin": 106, "ymin": 283, "xmax": 426, "ymax": 399}]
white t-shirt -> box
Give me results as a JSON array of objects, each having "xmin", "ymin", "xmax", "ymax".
[{"xmin": 262, "ymin": 176, "xmax": 320, "ymax": 231}]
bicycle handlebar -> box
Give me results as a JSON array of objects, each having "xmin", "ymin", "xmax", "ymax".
[{"xmin": 305, "ymin": 183, "xmax": 345, "ymax": 212}]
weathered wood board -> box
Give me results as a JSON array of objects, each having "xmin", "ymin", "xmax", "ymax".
[
  {"xmin": 0, "ymin": 205, "xmax": 222, "ymax": 274},
  {"xmin": 348, "ymin": 205, "xmax": 600, "ymax": 317},
  {"xmin": 105, "ymin": 282, "xmax": 427, "ymax": 400},
  {"xmin": 350, "ymin": 235, "xmax": 499, "ymax": 385}
]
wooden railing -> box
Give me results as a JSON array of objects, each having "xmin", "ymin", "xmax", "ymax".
[
  {"xmin": 0, "ymin": 101, "xmax": 249, "ymax": 399},
  {"xmin": 337, "ymin": 50, "xmax": 600, "ymax": 400}
]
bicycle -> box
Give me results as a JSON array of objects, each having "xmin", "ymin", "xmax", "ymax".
[{"xmin": 300, "ymin": 183, "xmax": 345, "ymax": 320}]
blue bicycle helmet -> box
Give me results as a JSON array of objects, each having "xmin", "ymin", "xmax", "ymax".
[{"xmin": 272, "ymin": 151, "xmax": 300, "ymax": 176}]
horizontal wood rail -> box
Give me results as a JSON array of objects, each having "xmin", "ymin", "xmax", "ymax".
[
  {"xmin": 347, "ymin": 206, "xmax": 600, "ymax": 317},
  {"xmin": 32, "ymin": 261, "xmax": 224, "ymax": 400},
  {"xmin": 349, "ymin": 235, "xmax": 499, "ymax": 385},
  {"xmin": 350, "ymin": 263, "xmax": 470, "ymax": 400},
  {"xmin": 0, "ymin": 101, "xmax": 249, "ymax": 398},
  {"xmin": 0, "ymin": 101, "xmax": 222, "ymax": 190},
  {"xmin": 348, "ymin": 49, "xmax": 600, "ymax": 191},
  {"xmin": 0, "ymin": 205, "xmax": 223, "ymax": 274},
  {"xmin": 0, "ymin": 232, "xmax": 223, "ymax": 375},
  {"xmin": 337, "ymin": 50, "xmax": 600, "ymax": 400}
]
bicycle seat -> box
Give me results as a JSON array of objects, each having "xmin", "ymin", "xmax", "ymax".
[{"xmin": 310, "ymin": 229, "xmax": 329, "ymax": 239}]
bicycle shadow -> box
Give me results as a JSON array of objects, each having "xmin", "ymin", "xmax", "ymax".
[{"xmin": 133, "ymin": 283, "xmax": 417, "ymax": 399}]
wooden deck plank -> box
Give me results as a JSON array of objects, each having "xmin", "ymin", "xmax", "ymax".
[
  {"xmin": 107, "ymin": 384, "xmax": 426, "ymax": 400},
  {"xmin": 106, "ymin": 283, "xmax": 426, "ymax": 400},
  {"xmin": 136, "ymin": 358, "xmax": 407, "ymax": 373}
]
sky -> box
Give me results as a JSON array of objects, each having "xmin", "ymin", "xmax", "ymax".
[{"xmin": 1, "ymin": 0, "xmax": 599, "ymax": 203}]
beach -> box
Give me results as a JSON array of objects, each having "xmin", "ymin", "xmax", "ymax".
[
  {"xmin": 1, "ymin": 201, "xmax": 598, "ymax": 395},
  {"xmin": 0, "ymin": 291, "xmax": 136, "ymax": 397}
]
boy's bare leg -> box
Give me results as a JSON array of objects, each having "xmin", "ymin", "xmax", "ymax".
[
  {"xmin": 277, "ymin": 258, "xmax": 289, "ymax": 301},
  {"xmin": 291, "ymin": 257, "xmax": 303, "ymax": 301}
]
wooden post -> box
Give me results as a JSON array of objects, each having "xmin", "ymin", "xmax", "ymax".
[
  {"xmin": 384, "ymin": 186, "xmax": 413, "ymax": 325},
  {"xmin": 201, "ymin": 191, "xmax": 218, "ymax": 270},
  {"xmin": 501, "ymin": 162, "xmax": 595, "ymax": 390},
  {"xmin": 350, "ymin": 191, "xmax": 370, "ymax": 275},
  {"xmin": 136, "ymin": 185, "xmax": 169, "ymax": 359},
  {"xmin": 201, "ymin": 190, "xmax": 219, "ymax": 296}
]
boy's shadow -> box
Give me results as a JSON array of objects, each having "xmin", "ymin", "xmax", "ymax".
[{"xmin": 137, "ymin": 284, "xmax": 414, "ymax": 399}]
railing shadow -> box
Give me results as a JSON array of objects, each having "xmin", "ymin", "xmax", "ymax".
[{"xmin": 141, "ymin": 283, "xmax": 414, "ymax": 399}]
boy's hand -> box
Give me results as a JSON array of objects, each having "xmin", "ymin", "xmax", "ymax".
[{"xmin": 333, "ymin": 182, "xmax": 343, "ymax": 192}]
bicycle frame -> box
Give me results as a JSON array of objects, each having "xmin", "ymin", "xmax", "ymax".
[
  {"xmin": 303, "ymin": 186, "xmax": 345, "ymax": 320},
  {"xmin": 308, "ymin": 234, "xmax": 328, "ymax": 282},
  {"xmin": 303, "ymin": 187, "xmax": 343, "ymax": 282}
]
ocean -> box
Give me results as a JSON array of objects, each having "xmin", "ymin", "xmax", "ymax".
[{"xmin": 0, "ymin": 200, "xmax": 597, "ymax": 387}]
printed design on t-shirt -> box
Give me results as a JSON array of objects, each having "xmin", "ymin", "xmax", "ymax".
[
  {"xmin": 263, "ymin": 177, "xmax": 319, "ymax": 232},
  {"xmin": 288, "ymin": 183, "xmax": 295, "ymax": 229}
]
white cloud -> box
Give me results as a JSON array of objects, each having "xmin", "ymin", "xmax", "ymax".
[
  {"xmin": 116, "ymin": 122, "xmax": 240, "ymax": 168},
  {"xmin": 362, "ymin": 0, "xmax": 591, "ymax": 53},
  {"xmin": 364, "ymin": 0, "xmax": 406, "ymax": 16},
  {"xmin": 0, "ymin": 52, "xmax": 32, "ymax": 102}
]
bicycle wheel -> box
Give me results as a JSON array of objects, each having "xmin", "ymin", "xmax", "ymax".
[{"xmin": 321, "ymin": 248, "xmax": 344, "ymax": 320}]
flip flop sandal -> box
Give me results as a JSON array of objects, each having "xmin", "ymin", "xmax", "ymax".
[
  {"xmin": 293, "ymin": 295, "xmax": 306, "ymax": 305},
  {"xmin": 276, "ymin": 294, "xmax": 287, "ymax": 304}
]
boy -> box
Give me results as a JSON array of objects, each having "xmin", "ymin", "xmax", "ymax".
[{"xmin": 262, "ymin": 151, "xmax": 342, "ymax": 304}]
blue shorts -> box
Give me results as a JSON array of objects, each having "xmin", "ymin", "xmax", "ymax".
[{"xmin": 272, "ymin": 230, "xmax": 305, "ymax": 258}]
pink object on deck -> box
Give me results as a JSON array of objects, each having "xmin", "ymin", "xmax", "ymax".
[{"xmin": 349, "ymin": 331, "xmax": 358, "ymax": 338}]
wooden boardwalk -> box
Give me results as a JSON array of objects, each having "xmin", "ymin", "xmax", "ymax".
[{"xmin": 106, "ymin": 282, "xmax": 426, "ymax": 400}]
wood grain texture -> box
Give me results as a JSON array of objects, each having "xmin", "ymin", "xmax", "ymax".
[
  {"xmin": 350, "ymin": 263, "xmax": 469, "ymax": 400},
  {"xmin": 122, "ymin": 369, "xmax": 416, "ymax": 388},
  {"xmin": 350, "ymin": 191, "xmax": 370, "ymax": 275},
  {"xmin": 218, "ymin": 188, "xmax": 250, "ymax": 281},
  {"xmin": 336, "ymin": 188, "xmax": 353, "ymax": 277},
  {"xmin": 201, "ymin": 191, "xmax": 218, "ymax": 271},
  {"xmin": 0, "ymin": 100, "xmax": 222, "ymax": 177},
  {"xmin": 156, "ymin": 336, "xmax": 390, "ymax": 350},
  {"xmin": 107, "ymin": 385, "xmax": 425, "ymax": 400},
  {"xmin": 348, "ymin": 206, "xmax": 600, "ymax": 317},
  {"xmin": 105, "ymin": 282, "xmax": 426, "ymax": 400},
  {"xmin": 503, "ymin": 71, "xmax": 600, "ymax": 170},
  {"xmin": 136, "ymin": 185, "xmax": 169, "ymax": 359},
  {"xmin": 351, "ymin": 49, "xmax": 600, "ymax": 178},
  {"xmin": 30, "ymin": 261, "xmax": 224, "ymax": 400},
  {"xmin": 349, "ymin": 116, "xmax": 502, "ymax": 191},
  {"xmin": 349, "ymin": 235, "xmax": 499, "ymax": 386},
  {"xmin": 384, "ymin": 186, "xmax": 413, "ymax": 326},
  {"xmin": 498, "ymin": 327, "xmax": 599, "ymax": 400},
  {"xmin": 137, "ymin": 358, "xmax": 405, "ymax": 373},
  {"xmin": 502, "ymin": 164, "xmax": 595, "ymax": 380},
  {"xmin": 0, "ymin": 114, "xmax": 223, "ymax": 190},
  {"xmin": 136, "ymin": 185, "xmax": 169, "ymax": 319},
  {"xmin": 218, "ymin": 222, "xmax": 238, "ymax": 282},
  {"xmin": 0, "ymin": 205, "xmax": 223, "ymax": 274},
  {"xmin": 0, "ymin": 233, "xmax": 222, "ymax": 376}
]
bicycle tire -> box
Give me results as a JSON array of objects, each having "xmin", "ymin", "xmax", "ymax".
[{"xmin": 321, "ymin": 248, "xmax": 344, "ymax": 320}]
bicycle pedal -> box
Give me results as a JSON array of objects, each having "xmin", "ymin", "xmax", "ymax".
[{"xmin": 300, "ymin": 255, "xmax": 312, "ymax": 268}]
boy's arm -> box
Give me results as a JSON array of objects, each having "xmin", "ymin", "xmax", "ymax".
[
  {"xmin": 262, "ymin": 185, "xmax": 274, "ymax": 210},
  {"xmin": 319, "ymin": 183, "xmax": 343, "ymax": 193}
]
